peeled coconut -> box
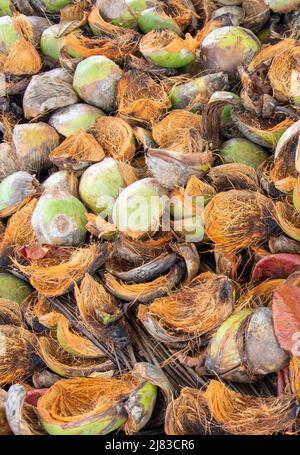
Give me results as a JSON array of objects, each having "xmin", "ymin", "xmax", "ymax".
[
  {"xmin": 12, "ymin": 122, "xmax": 60, "ymax": 173},
  {"xmin": 220, "ymin": 138, "xmax": 269, "ymax": 169},
  {"xmin": 31, "ymin": 189, "xmax": 87, "ymax": 247},
  {"xmin": 266, "ymin": 0, "xmax": 300, "ymax": 13},
  {"xmin": 0, "ymin": 272, "xmax": 33, "ymax": 304},
  {"xmin": 73, "ymin": 56, "xmax": 123, "ymax": 112},
  {"xmin": 79, "ymin": 157, "xmax": 137, "ymax": 217},
  {"xmin": 112, "ymin": 177, "xmax": 168, "ymax": 239},
  {"xmin": 97, "ymin": 0, "xmax": 155, "ymax": 28},
  {"xmin": 40, "ymin": 23, "xmax": 81, "ymax": 61},
  {"xmin": 23, "ymin": 68, "xmax": 78, "ymax": 120},
  {"xmin": 42, "ymin": 171, "xmax": 78, "ymax": 196},
  {"xmin": 201, "ymin": 26, "xmax": 261, "ymax": 76},
  {"xmin": 0, "ymin": 171, "xmax": 36, "ymax": 211},
  {"xmin": 48, "ymin": 103, "xmax": 104, "ymax": 137}
]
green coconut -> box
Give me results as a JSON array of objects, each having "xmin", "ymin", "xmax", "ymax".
[
  {"xmin": 0, "ymin": 171, "xmax": 36, "ymax": 211},
  {"xmin": 33, "ymin": 0, "xmax": 72, "ymax": 13},
  {"xmin": 97, "ymin": 0, "xmax": 154, "ymax": 28},
  {"xmin": 0, "ymin": 15, "xmax": 20, "ymax": 53},
  {"xmin": 137, "ymin": 6, "xmax": 181, "ymax": 34},
  {"xmin": 209, "ymin": 91, "xmax": 242, "ymax": 126},
  {"xmin": 79, "ymin": 157, "xmax": 136, "ymax": 217},
  {"xmin": 31, "ymin": 189, "xmax": 87, "ymax": 247},
  {"xmin": 112, "ymin": 177, "xmax": 167, "ymax": 239},
  {"xmin": 0, "ymin": 272, "xmax": 33, "ymax": 304},
  {"xmin": 220, "ymin": 138, "xmax": 269, "ymax": 169},
  {"xmin": 0, "ymin": 0, "xmax": 12, "ymax": 16},
  {"xmin": 73, "ymin": 56, "xmax": 123, "ymax": 112},
  {"xmin": 40, "ymin": 23, "xmax": 81, "ymax": 61},
  {"xmin": 140, "ymin": 30, "xmax": 197, "ymax": 68},
  {"xmin": 12, "ymin": 122, "xmax": 60, "ymax": 174},
  {"xmin": 170, "ymin": 73, "xmax": 229, "ymax": 110},
  {"xmin": 48, "ymin": 103, "xmax": 104, "ymax": 137},
  {"xmin": 267, "ymin": 0, "xmax": 300, "ymax": 13},
  {"xmin": 201, "ymin": 26, "xmax": 261, "ymax": 75},
  {"xmin": 125, "ymin": 381, "xmax": 157, "ymax": 433}
]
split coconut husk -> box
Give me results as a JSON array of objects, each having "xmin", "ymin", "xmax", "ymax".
[
  {"xmin": 13, "ymin": 243, "xmax": 111, "ymax": 297},
  {"xmin": 0, "ymin": 299, "xmax": 22, "ymax": 326},
  {"xmin": 49, "ymin": 129, "xmax": 105, "ymax": 171},
  {"xmin": 92, "ymin": 117, "xmax": 136, "ymax": 161},
  {"xmin": 117, "ymin": 70, "xmax": 171, "ymax": 126}
]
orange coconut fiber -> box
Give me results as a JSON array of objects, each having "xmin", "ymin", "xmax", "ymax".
[
  {"xmin": 64, "ymin": 33, "xmax": 140, "ymax": 60},
  {"xmin": 165, "ymin": 0, "xmax": 197, "ymax": 29},
  {"xmin": 236, "ymin": 279, "xmax": 284, "ymax": 311},
  {"xmin": 49, "ymin": 129, "xmax": 105, "ymax": 168},
  {"xmin": 13, "ymin": 243, "xmax": 106, "ymax": 297},
  {"xmin": 0, "ymin": 325, "xmax": 39, "ymax": 386},
  {"xmin": 268, "ymin": 45, "xmax": 300, "ymax": 103},
  {"xmin": 92, "ymin": 117, "xmax": 136, "ymax": 161},
  {"xmin": 248, "ymin": 39, "xmax": 296, "ymax": 71},
  {"xmin": 0, "ymin": 198, "xmax": 37, "ymax": 256},
  {"xmin": 2, "ymin": 38, "xmax": 42, "ymax": 76},
  {"xmin": 275, "ymin": 201, "xmax": 300, "ymax": 242},
  {"xmin": 205, "ymin": 380, "xmax": 297, "ymax": 435},
  {"xmin": 204, "ymin": 190, "xmax": 275, "ymax": 255},
  {"xmin": 60, "ymin": 0, "xmax": 90, "ymax": 23},
  {"xmin": 37, "ymin": 375, "xmax": 138, "ymax": 426},
  {"xmin": 152, "ymin": 110, "xmax": 202, "ymax": 154},
  {"xmin": 138, "ymin": 276, "xmax": 234, "ymax": 339},
  {"xmin": 117, "ymin": 70, "xmax": 171, "ymax": 126}
]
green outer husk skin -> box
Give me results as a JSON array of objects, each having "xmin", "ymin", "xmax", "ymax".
[
  {"xmin": 79, "ymin": 158, "xmax": 127, "ymax": 216},
  {"xmin": 138, "ymin": 7, "xmax": 181, "ymax": 34},
  {"xmin": 0, "ymin": 16, "xmax": 20, "ymax": 53},
  {"xmin": 32, "ymin": 191, "xmax": 87, "ymax": 247},
  {"xmin": 205, "ymin": 309, "xmax": 253, "ymax": 380},
  {"xmin": 209, "ymin": 91, "xmax": 241, "ymax": 126},
  {"xmin": 0, "ymin": 0, "xmax": 12, "ymax": 16},
  {"xmin": 143, "ymin": 47, "xmax": 195, "ymax": 68},
  {"xmin": 126, "ymin": 381, "xmax": 157, "ymax": 432},
  {"xmin": 49, "ymin": 104, "xmax": 104, "ymax": 137},
  {"xmin": 293, "ymin": 186, "xmax": 300, "ymax": 213},
  {"xmin": 56, "ymin": 320, "xmax": 91, "ymax": 357},
  {"xmin": 40, "ymin": 24, "xmax": 81, "ymax": 61},
  {"xmin": 39, "ymin": 0, "xmax": 72, "ymax": 12},
  {"xmin": 41, "ymin": 403, "xmax": 127, "ymax": 435},
  {"xmin": 110, "ymin": 0, "xmax": 149, "ymax": 28},
  {"xmin": 0, "ymin": 273, "xmax": 33, "ymax": 304},
  {"xmin": 220, "ymin": 138, "xmax": 269, "ymax": 169}
]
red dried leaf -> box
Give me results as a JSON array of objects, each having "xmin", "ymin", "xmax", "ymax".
[
  {"xmin": 272, "ymin": 284, "xmax": 300, "ymax": 355},
  {"xmin": 19, "ymin": 243, "xmax": 71, "ymax": 261},
  {"xmin": 25, "ymin": 389, "xmax": 48, "ymax": 407},
  {"xmin": 252, "ymin": 254, "xmax": 300, "ymax": 282}
]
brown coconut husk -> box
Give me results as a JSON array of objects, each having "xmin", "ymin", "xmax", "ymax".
[
  {"xmin": 205, "ymin": 380, "xmax": 297, "ymax": 435},
  {"xmin": 138, "ymin": 275, "xmax": 234, "ymax": 342},
  {"xmin": 274, "ymin": 201, "xmax": 300, "ymax": 241},
  {"xmin": 165, "ymin": 387, "xmax": 217, "ymax": 435},
  {"xmin": 0, "ymin": 198, "xmax": 37, "ymax": 258},
  {"xmin": 0, "ymin": 112, "xmax": 17, "ymax": 143},
  {"xmin": 13, "ymin": 243, "xmax": 110, "ymax": 297},
  {"xmin": 38, "ymin": 336, "xmax": 115, "ymax": 377},
  {"xmin": 165, "ymin": 0, "xmax": 197, "ymax": 29},
  {"xmin": 243, "ymin": 0, "xmax": 270, "ymax": 31},
  {"xmin": 152, "ymin": 110, "xmax": 203, "ymax": 154},
  {"xmin": 268, "ymin": 46, "xmax": 300, "ymax": 103},
  {"xmin": 64, "ymin": 33, "xmax": 140, "ymax": 60},
  {"xmin": 248, "ymin": 39, "xmax": 296, "ymax": 72},
  {"xmin": 205, "ymin": 190, "xmax": 276, "ymax": 255},
  {"xmin": 37, "ymin": 375, "xmax": 139, "ymax": 426},
  {"xmin": 49, "ymin": 129, "xmax": 105, "ymax": 170},
  {"xmin": 0, "ymin": 299, "xmax": 22, "ymax": 325},
  {"xmin": 0, "ymin": 325, "xmax": 40, "ymax": 386},
  {"xmin": 289, "ymin": 357, "xmax": 300, "ymax": 399},
  {"xmin": 104, "ymin": 263, "xmax": 185, "ymax": 304},
  {"xmin": 1, "ymin": 38, "xmax": 42, "ymax": 75},
  {"xmin": 186, "ymin": 175, "xmax": 215, "ymax": 200},
  {"xmin": 0, "ymin": 389, "xmax": 11, "ymax": 434},
  {"xmin": 85, "ymin": 213, "xmax": 118, "ymax": 240},
  {"xmin": 236, "ymin": 279, "xmax": 284, "ymax": 310},
  {"xmin": 117, "ymin": 71, "xmax": 171, "ymax": 126},
  {"xmin": 140, "ymin": 30, "xmax": 198, "ymax": 60},
  {"xmin": 75, "ymin": 273, "xmax": 122, "ymax": 329},
  {"xmin": 208, "ymin": 163, "xmax": 259, "ymax": 192},
  {"xmin": 60, "ymin": 0, "xmax": 90, "ymax": 23},
  {"xmin": 92, "ymin": 117, "xmax": 136, "ymax": 161}
]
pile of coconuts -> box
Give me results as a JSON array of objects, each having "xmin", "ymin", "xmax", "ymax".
[{"xmin": 0, "ymin": 0, "xmax": 300, "ymax": 437}]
